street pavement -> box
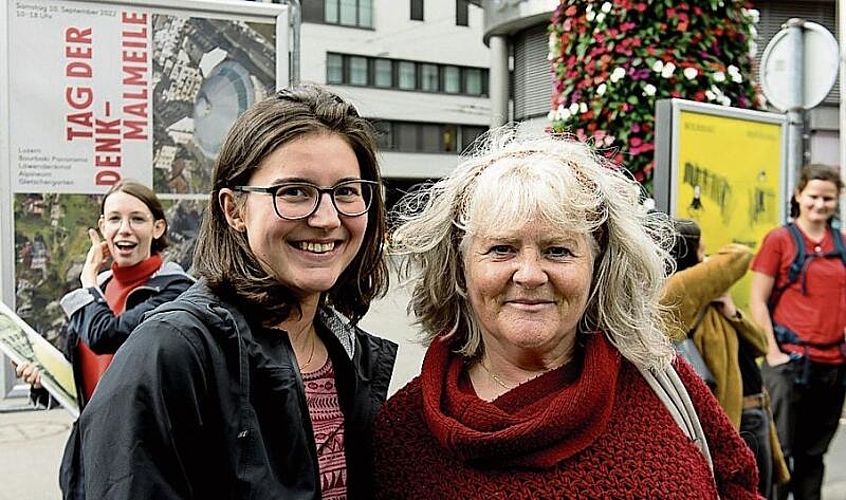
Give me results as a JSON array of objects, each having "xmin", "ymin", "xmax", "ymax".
[{"xmin": 1, "ymin": 278, "xmax": 845, "ymax": 499}]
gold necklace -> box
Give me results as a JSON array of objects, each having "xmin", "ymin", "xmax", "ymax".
[
  {"xmin": 299, "ymin": 333, "xmax": 316, "ymax": 370},
  {"xmin": 478, "ymin": 361, "xmax": 513, "ymax": 390}
]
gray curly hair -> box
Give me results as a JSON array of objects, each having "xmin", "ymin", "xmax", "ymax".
[{"xmin": 389, "ymin": 125, "xmax": 675, "ymax": 370}]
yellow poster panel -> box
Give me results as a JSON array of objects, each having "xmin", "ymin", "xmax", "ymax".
[{"xmin": 675, "ymin": 110, "xmax": 784, "ymax": 309}]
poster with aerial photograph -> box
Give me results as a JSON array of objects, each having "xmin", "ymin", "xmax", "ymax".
[
  {"xmin": 8, "ymin": 0, "xmax": 278, "ymax": 194},
  {"xmin": 3, "ymin": 1, "xmax": 285, "ymax": 379},
  {"xmin": 0, "ymin": 300, "xmax": 79, "ymax": 418}
]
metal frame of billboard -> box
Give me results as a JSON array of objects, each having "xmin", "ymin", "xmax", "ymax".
[{"xmin": 0, "ymin": 0, "xmax": 289, "ymax": 398}]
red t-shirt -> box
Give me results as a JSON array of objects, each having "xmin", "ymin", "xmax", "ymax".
[{"xmin": 751, "ymin": 225, "xmax": 846, "ymax": 364}]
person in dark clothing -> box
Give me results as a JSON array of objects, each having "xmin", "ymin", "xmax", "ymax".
[
  {"xmin": 14, "ymin": 180, "xmax": 194, "ymax": 410},
  {"xmin": 663, "ymin": 218, "xmax": 789, "ymax": 499},
  {"xmin": 60, "ymin": 83, "xmax": 397, "ymax": 500}
]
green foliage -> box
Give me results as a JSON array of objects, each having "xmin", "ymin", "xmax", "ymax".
[{"xmin": 548, "ymin": 0, "xmax": 762, "ymax": 190}]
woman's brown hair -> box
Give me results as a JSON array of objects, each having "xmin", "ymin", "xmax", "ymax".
[{"xmin": 192, "ymin": 83, "xmax": 388, "ymax": 325}]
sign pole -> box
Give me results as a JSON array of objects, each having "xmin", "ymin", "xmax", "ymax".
[{"xmin": 786, "ymin": 18, "xmax": 805, "ymax": 199}]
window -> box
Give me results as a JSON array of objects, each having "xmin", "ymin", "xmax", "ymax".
[
  {"xmin": 395, "ymin": 123, "xmax": 418, "ymax": 151},
  {"xmin": 325, "ymin": 0, "xmax": 339, "ymax": 23},
  {"xmin": 464, "ymin": 68, "xmax": 483, "ymax": 95},
  {"xmin": 420, "ymin": 64, "xmax": 439, "ymax": 92},
  {"xmin": 349, "ymin": 56, "xmax": 368, "ymax": 85},
  {"xmin": 443, "ymin": 125, "xmax": 457, "ymax": 152},
  {"xmin": 443, "ymin": 66, "xmax": 460, "ymax": 94},
  {"xmin": 461, "ymin": 125, "xmax": 487, "ymax": 152},
  {"xmin": 456, "ymin": 0, "xmax": 469, "ymax": 27},
  {"xmin": 374, "ymin": 59, "xmax": 393, "ymax": 88},
  {"xmin": 340, "ymin": 0, "xmax": 357, "ymax": 25},
  {"xmin": 324, "ymin": 0, "xmax": 373, "ymax": 28},
  {"xmin": 359, "ymin": 0, "xmax": 373, "ymax": 27},
  {"xmin": 373, "ymin": 121, "xmax": 394, "ymax": 150},
  {"xmin": 325, "ymin": 53, "xmax": 488, "ymax": 97},
  {"xmin": 420, "ymin": 124, "xmax": 441, "ymax": 152},
  {"xmin": 398, "ymin": 61, "xmax": 416, "ymax": 90},
  {"xmin": 326, "ymin": 53, "xmax": 343, "ymax": 84},
  {"xmin": 370, "ymin": 120, "xmax": 487, "ymax": 154},
  {"xmin": 411, "ymin": 0, "xmax": 424, "ymax": 21}
]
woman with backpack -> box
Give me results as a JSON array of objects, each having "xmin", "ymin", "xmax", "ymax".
[{"xmin": 749, "ymin": 163, "xmax": 846, "ymax": 500}]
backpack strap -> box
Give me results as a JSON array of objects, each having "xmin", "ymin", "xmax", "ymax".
[
  {"xmin": 785, "ymin": 222, "xmax": 805, "ymax": 286},
  {"xmin": 637, "ymin": 363, "xmax": 714, "ymax": 472},
  {"xmin": 828, "ymin": 225, "xmax": 846, "ymax": 267},
  {"xmin": 770, "ymin": 223, "xmax": 846, "ymax": 311}
]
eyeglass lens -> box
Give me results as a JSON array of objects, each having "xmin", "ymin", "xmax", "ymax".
[
  {"xmin": 274, "ymin": 181, "xmax": 373, "ymax": 219},
  {"xmin": 102, "ymin": 215, "xmax": 152, "ymax": 230}
]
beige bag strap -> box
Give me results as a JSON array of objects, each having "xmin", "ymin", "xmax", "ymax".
[{"xmin": 638, "ymin": 363, "xmax": 714, "ymax": 472}]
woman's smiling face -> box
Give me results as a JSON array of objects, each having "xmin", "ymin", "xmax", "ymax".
[
  {"xmin": 232, "ymin": 132, "xmax": 368, "ymax": 299},
  {"xmin": 98, "ymin": 191, "xmax": 165, "ymax": 268},
  {"xmin": 463, "ymin": 220, "xmax": 595, "ymax": 360}
]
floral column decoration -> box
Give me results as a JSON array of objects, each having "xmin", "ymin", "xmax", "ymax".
[{"xmin": 548, "ymin": 0, "xmax": 763, "ymax": 189}]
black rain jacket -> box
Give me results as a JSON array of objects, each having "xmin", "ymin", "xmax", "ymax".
[{"xmin": 60, "ymin": 280, "xmax": 397, "ymax": 499}]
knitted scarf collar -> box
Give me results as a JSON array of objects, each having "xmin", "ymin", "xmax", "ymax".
[{"xmin": 421, "ymin": 331, "xmax": 621, "ymax": 469}]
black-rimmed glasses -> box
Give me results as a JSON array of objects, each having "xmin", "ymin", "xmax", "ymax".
[{"xmin": 233, "ymin": 180, "xmax": 377, "ymax": 220}]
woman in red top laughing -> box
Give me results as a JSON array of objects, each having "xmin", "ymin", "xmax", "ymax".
[{"xmin": 15, "ymin": 180, "xmax": 194, "ymax": 409}]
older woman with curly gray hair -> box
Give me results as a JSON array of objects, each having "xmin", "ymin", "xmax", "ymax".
[{"xmin": 373, "ymin": 126, "xmax": 760, "ymax": 499}]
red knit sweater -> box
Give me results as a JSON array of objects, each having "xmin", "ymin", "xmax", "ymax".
[{"xmin": 373, "ymin": 332, "xmax": 761, "ymax": 499}]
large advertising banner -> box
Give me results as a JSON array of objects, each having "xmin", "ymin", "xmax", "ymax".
[
  {"xmin": 654, "ymin": 99, "xmax": 789, "ymax": 309},
  {"xmin": 1, "ymin": 0, "xmax": 289, "ymax": 404},
  {"xmin": 10, "ymin": 2, "xmax": 154, "ymax": 192}
]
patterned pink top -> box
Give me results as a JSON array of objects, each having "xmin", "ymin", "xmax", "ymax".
[{"xmin": 303, "ymin": 358, "xmax": 347, "ymax": 499}]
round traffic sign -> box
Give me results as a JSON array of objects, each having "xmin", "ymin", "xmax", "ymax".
[{"xmin": 759, "ymin": 20, "xmax": 839, "ymax": 112}]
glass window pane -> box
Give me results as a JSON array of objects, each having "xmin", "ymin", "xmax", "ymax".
[
  {"xmin": 359, "ymin": 0, "xmax": 373, "ymax": 27},
  {"xmin": 420, "ymin": 124, "xmax": 440, "ymax": 152},
  {"xmin": 411, "ymin": 0, "xmax": 424, "ymax": 21},
  {"xmin": 443, "ymin": 66, "xmax": 460, "ymax": 93},
  {"xmin": 420, "ymin": 64, "xmax": 438, "ymax": 92},
  {"xmin": 325, "ymin": 0, "xmax": 338, "ymax": 23},
  {"xmin": 456, "ymin": 0, "xmax": 469, "ymax": 26},
  {"xmin": 396, "ymin": 123, "xmax": 417, "ymax": 152},
  {"xmin": 340, "ymin": 0, "xmax": 357, "ymax": 26},
  {"xmin": 443, "ymin": 125, "xmax": 457, "ymax": 152},
  {"xmin": 372, "ymin": 121, "xmax": 393, "ymax": 150},
  {"xmin": 398, "ymin": 62, "xmax": 416, "ymax": 90},
  {"xmin": 464, "ymin": 68, "xmax": 482, "ymax": 95},
  {"xmin": 374, "ymin": 59, "xmax": 392, "ymax": 88},
  {"xmin": 349, "ymin": 56, "xmax": 368, "ymax": 85},
  {"xmin": 461, "ymin": 125, "xmax": 487, "ymax": 152},
  {"xmin": 326, "ymin": 54, "xmax": 343, "ymax": 83}
]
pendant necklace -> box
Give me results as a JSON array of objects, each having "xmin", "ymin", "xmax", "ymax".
[{"xmin": 479, "ymin": 361, "xmax": 513, "ymax": 390}]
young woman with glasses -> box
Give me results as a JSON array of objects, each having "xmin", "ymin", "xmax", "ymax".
[
  {"xmin": 62, "ymin": 84, "xmax": 397, "ymax": 500},
  {"xmin": 14, "ymin": 180, "xmax": 194, "ymax": 411}
]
